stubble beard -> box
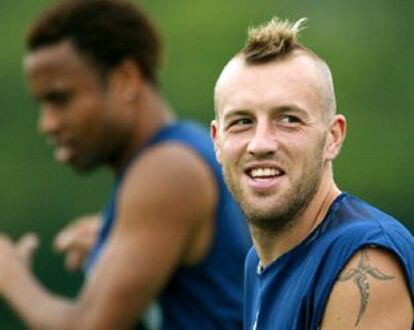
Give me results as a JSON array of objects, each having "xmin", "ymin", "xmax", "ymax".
[
  {"xmin": 69, "ymin": 148, "xmax": 103, "ymax": 174},
  {"xmin": 223, "ymin": 147, "xmax": 325, "ymax": 235},
  {"xmin": 72, "ymin": 125, "xmax": 129, "ymax": 174}
]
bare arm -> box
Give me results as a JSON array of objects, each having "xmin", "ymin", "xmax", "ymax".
[
  {"xmin": 0, "ymin": 234, "xmax": 77, "ymax": 330},
  {"xmin": 321, "ymin": 247, "xmax": 413, "ymax": 329},
  {"xmin": 0, "ymin": 143, "xmax": 216, "ymax": 329}
]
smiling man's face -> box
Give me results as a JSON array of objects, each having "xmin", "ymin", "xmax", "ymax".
[{"xmin": 212, "ymin": 52, "xmax": 334, "ymax": 232}]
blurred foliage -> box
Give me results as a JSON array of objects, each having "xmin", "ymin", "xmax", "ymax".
[{"xmin": 0, "ymin": 0, "xmax": 412, "ymax": 328}]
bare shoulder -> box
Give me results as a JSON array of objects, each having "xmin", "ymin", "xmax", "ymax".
[
  {"xmin": 119, "ymin": 142, "xmax": 217, "ymax": 217},
  {"xmin": 115, "ymin": 142, "xmax": 217, "ymax": 262},
  {"xmin": 321, "ymin": 247, "xmax": 413, "ymax": 329}
]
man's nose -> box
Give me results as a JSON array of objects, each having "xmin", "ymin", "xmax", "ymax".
[
  {"xmin": 246, "ymin": 121, "xmax": 278, "ymax": 157},
  {"xmin": 38, "ymin": 105, "xmax": 62, "ymax": 136}
]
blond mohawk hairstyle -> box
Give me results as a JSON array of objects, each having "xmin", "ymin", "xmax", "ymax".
[{"xmin": 243, "ymin": 17, "xmax": 308, "ymax": 62}]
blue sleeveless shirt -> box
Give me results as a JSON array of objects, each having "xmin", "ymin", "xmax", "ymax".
[
  {"xmin": 85, "ymin": 121, "xmax": 250, "ymax": 329},
  {"xmin": 244, "ymin": 193, "xmax": 414, "ymax": 330}
]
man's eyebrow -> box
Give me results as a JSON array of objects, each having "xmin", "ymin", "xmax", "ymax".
[
  {"xmin": 223, "ymin": 109, "xmax": 252, "ymax": 121},
  {"xmin": 271, "ymin": 104, "xmax": 307, "ymax": 115},
  {"xmin": 221, "ymin": 104, "xmax": 311, "ymax": 124}
]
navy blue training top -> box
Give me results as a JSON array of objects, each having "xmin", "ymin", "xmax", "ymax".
[
  {"xmin": 244, "ymin": 193, "xmax": 414, "ymax": 330},
  {"xmin": 85, "ymin": 121, "xmax": 251, "ymax": 329}
]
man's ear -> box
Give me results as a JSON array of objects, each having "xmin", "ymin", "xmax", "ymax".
[
  {"xmin": 211, "ymin": 119, "xmax": 222, "ymax": 164},
  {"xmin": 325, "ymin": 114, "xmax": 346, "ymax": 161},
  {"xmin": 109, "ymin": 58, "xmax": 143, "ymax": 102}
]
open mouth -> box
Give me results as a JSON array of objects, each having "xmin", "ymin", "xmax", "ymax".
[
  {"xmin": 246, "ymin": 167, "xmax": 285, "ymax": 180},
  {"xmin": 244, "ymin": 165, "xmax": 286, "ymax": 192},
  {"xmin": 54, "ymin": 145, "xmax": 77, "ymax": 164},
  {"xmin": 46, "ymin": 137, "xmax": 79, "ymax": 164}
]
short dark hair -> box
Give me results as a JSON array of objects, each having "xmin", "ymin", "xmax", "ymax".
[{"xmin": 26, "ymin": 0, "xmax": 162, "ymax": 84}]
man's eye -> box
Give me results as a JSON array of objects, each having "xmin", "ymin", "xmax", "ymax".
[
  {"xmin": 280, "ymin": 115, "xmax": 300, "ymax": 124},
  {"xmin": 225, "ymin": 118, "xmax": 252, "ymax": 131},
  {"xmin": 42, "ymin": 92, "xmax": 72, "ymax": 106},
  {"xmin": 51, "ymin": 93, "xmax": 71, "ymax": 105},
  {"xmin": 232, "ymin": 118, "xmax": 251, "ymax": 126}
]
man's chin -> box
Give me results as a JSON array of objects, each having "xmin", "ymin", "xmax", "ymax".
[
  {"xmin": 245, "ymin": 208, "xmax": 297, "ymax": 234},
  {"xmin": 65, "ymin": 158, "xmax": 100, "ymax": 174},
  {"xmin": 240, "ymin": 196, "xmax": 300, "ymax": 233}
]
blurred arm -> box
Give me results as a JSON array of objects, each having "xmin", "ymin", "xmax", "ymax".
[
  {"xmin": 0, "ymin": 144, "xmax": 216, "ymax": 329},
  {"xmin": 320, "ymin": 247, "xmax": 413, "ymax": 329},
  {"xmin": 54, "ymin": 213, "xmax": 101, "ymax": 272}
]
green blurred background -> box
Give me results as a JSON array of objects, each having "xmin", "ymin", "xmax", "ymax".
[{"xmin": 0, "ymin": 0, "xmax": 413, "ymax": 328}]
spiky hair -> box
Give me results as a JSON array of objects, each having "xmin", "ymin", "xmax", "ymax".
[{"xmin": 243, "ymin": 17, "xmax": 307, "ymax": 62}]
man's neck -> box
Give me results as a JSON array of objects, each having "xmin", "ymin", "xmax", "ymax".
[
  {"xmin": 111, "ymin": 83, "xmax": 175, "ymax": 173},
  {"xmin": 251, "ymin": 179, "xmax": 341, "ymax": 268}
]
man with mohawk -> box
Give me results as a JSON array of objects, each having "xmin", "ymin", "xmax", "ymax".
[{"xmin": 212, "ymin": 17, "xmax": 414, "ymax": 329}]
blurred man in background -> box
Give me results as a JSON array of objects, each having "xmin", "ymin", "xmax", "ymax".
[
  {"xmin": 0, "ymin": 0, "xmax": 250, "ymax": 329},
  {"xmin": 212, "ymin": 17, "xmax": 414, "ymax": 329}
]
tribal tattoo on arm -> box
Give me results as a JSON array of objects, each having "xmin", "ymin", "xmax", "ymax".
[{"xmin": 338, "ymin": 249, "xmax": 395, "ymax": 327}]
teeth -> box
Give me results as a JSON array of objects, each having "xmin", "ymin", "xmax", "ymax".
[{"xmin": 250, "ymin": 168, "xmax": 281, "ymax": 178}]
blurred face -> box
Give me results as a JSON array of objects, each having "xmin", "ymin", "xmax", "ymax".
[
  {"xmin": 212, "ymin": 54, "xmax": 337, "ymax": 232},
  {"xmin": 24, "ymin": 40, "xmax": 128, "ymax": 172}
]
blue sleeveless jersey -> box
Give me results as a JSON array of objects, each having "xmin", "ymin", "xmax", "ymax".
[
  {"xmin": 85, "ymin": 121, "xmax": 250, "ymax": 329},
  {"xmin": 244, "ymin": 193, "xmax": 414, "ymax": 330}
]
